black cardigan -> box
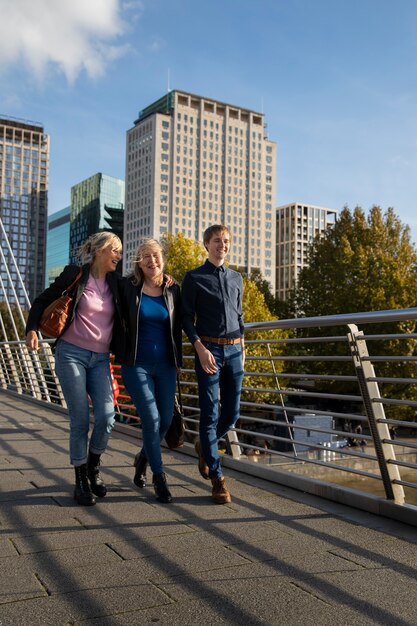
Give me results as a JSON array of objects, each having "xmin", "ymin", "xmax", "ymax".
[{"xmin": 112, "ymin": 275, "xmax": 183, "ymax": 368}]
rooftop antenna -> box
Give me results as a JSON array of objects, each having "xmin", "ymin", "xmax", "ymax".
[{"xmin": 167, "ymin": 68, "xmax": 171, "ymax": 93}]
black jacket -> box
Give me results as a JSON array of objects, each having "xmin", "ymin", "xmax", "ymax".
[
  {"xmin": 112, "ymin": 275, "xmax": 182, "ymax": 368},
  {"xmin": 25, "ymin": 264, "xmax": 124, "ymax": 352}
]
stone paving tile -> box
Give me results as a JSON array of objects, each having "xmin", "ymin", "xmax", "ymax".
[
  {"xmin": 154, "ymin": 550, "xmax": 363, "ymax": 584},
  {"xmin": 297, "ymin": 568, "xmax": 417, "ymax": 624},
  {"xmin": 0, "ymin": 538, "xmax": 18, "ymax": 558},
  {"xmin": 79, "ymin": 601, "xmax": 382, "ymax": 626},
  {"xmin": 177, "ymin": 519, "xmax": 290, "ymax": 544},
  {"xmin": 226, "ymin": 532, "xmax": 338, "ymax": 563},
  {"xmin": 0, "ymin": 584, "xmax": 172, "ymax": 626},
  {"xmin": 12, "ymin": 523, "xmax": 196, "ymax": 554},
  {"xmin": 0, "ymin": 596, "xmax": 72, "ymax": 626},
  {"xmin": 0, "ymin": 485, "xmax": 48, "ymax": 503},
  {"xmin": 1, "ymin": 452, "xmax": 66, "ymax": 469},
  {"xmin": 0, "ymin": 560, "xmax": 48, "ymax": 605},
  {"xmin": 108, "ymin": 528, "xmax": 227, "ymax": 560},
  {"xmin": 37, "ymin": 547, "xmax": 250, "ymax": 594},
  {"xmin": 0, "ymin": 440, "xmax": 56, "ymax": 454},
  {"xmin": 133, "ymin": 575, "xmax": 378, "ymax": 626},
  {"xmin": 0, "ymin": 497, "xmax": 85, "ymax": 536},
  {"xmin": 0, "ymin": 469, "xmax": 30, "ymax": 484},
  {"xmin": 2, "ymin": 542, "xmax": 122, "ymax": 573}
]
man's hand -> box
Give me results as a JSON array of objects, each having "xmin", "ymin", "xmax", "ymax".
[
  {"xmin": 26, "ymin": 330, "xmax": 39, "ymax": 351},
  {"xmin": 194, "ymin": 340, "xmax": 218, "ymax": 374},
  {"xmin": 164, "ymin": 274, "xmax": 176, "ymax": 287}
]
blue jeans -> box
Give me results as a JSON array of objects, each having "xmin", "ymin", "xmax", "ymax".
[
  {"xmin": 121, "ymin": 360, "xmax": 176, "ymax": 475},
  {"xmin": 195, "ymin": 342, "xmax": 244, "ymax": 478},
  {"xmin": 54, "ymin": 340, "xmax": 115, "ymax": 466}
]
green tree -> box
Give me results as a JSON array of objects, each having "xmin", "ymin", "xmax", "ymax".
[
  {"xmin": 293, "ymin": 206, "xmax": 417, "ymax": 317},
  {"xmin": 289, "ymin": 206, "xmax": 417, "ymax": 419},
  {"xmin": 0, "ymin": 301, "xmax": 27, "ymax": 342},
  {"xmin": 242, "ymin": 278, "xmax": 287, "ymax": 406},
  {"xmin": 243, "ymin": 268, "xmax": 278, "ymax": 316},
  {"xmin": 162, "ymin": 232, "xmax": 207, "ymax": 284}
]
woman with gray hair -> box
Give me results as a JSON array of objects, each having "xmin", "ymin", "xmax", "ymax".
[
  {"xmin": 25, "ymin": 232, "xmax": 123, "ymax": 506},
  {"xmin": 113, "ymin": 239, "xmax": 182, "ymax": 503}
]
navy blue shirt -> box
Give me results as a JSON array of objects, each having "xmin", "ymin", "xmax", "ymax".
[{"xmin": 182, "ymin": 260, "xmax": 244, "ymax": 345}]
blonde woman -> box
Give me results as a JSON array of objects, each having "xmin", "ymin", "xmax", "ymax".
[
  {"xmin": 25, "ymin": 232, "xmax": 123, "ymax": 506},
  {"xmin": 114, "ymin": 239, "xmax": 182, "ymax": 503}
]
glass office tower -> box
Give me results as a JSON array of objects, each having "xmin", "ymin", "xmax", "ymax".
[
  {"xmin": 70, "ymin": 173, "xmax": 124, "ymax": 263},
  {"xmin": 0, "ymin": 116, "xmax": 49, "ymax": 304},
  {"xmin": 45, "ymin": 206, "xmax": 70, "ymax": 286}
]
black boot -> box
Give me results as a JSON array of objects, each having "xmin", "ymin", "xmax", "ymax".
[
  {"xmin": 152, "ymin": 473, "xmax": 172, "ymax": 503},
  {"xmin": 87, "ymin": 452, "xmax": 107, "ymax": 498},
  {"xmin": 133, "ymin": 449, "xmax": 147, "ymax": 488},
  {"xmin": 74, "ymin": 464, "xmax": 96, "ymax": 506}
]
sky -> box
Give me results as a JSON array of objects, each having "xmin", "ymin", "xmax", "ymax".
[{"xmin": 1, "ymin": 0, "xmax": 417, "ymax": 242}]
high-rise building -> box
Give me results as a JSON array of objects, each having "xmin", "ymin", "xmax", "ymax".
[
  {"xmin": 276, "ymin": 202, "xmax": 338, "ymax": 301},
  {"xmin": 45, "ymin": 206, "xmax": 70, "ymax": 286},
  {"xmin": 0, "ymin": 116, "xmax": 49, "ymax": 304},
  {"xmin": 124, "ymin": 90, "xmax": 276, "ymax": 287},
  {"xmin": 70, "ymin": 173, "xmax": 124, "ymax": 262}
]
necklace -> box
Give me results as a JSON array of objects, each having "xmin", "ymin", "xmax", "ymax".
[{"xmin": 92, "ymin": 276, "xmax": 105, "ymax": 301}]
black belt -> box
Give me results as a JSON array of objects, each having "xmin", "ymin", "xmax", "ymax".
[{"xmin": 200, "ymin": 336, "xmax": 241, "ymax": 345}]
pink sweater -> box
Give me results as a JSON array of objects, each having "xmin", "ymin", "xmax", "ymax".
[{"xmin": 63, "ymin": 277, "xmax": 115, "ymax": 353}]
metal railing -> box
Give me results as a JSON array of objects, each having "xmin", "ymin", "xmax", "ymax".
[{"xmin": 2, "ymin": 307, "xmax": 417, "ymax": 523}]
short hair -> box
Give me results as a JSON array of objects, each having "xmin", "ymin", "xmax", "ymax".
[
  {"xmin": 131, "ymin": 238, "xmax": 165, "ymax": 287},
  {"xmin": 77, "ymin": 232, "xmax": 122, "ymax": 264},
  {"xmin": 203, "ymin": 224, "xmax": 231, "ymax": 248}
]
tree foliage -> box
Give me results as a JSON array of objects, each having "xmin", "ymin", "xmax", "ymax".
[
  {"xmin": 293, "ymin": 205, "xmax": 417, "ymax": 317},
  {"xmin": 288, "ymin": 206, "xmax": 417, "ymax": 420},
  {"xmin": 162, "ymin": 232, "xmax": 207, "ymax": 284},
  {"xmin": 0, "ymin": 301, "xmax": 27, "ymax": 342}
]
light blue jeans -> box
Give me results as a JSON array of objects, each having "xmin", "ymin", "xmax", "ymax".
[
  {"xmin": 122, "ymin": 360, "xmax": 176, "ymax": 475},
  {"xmin": 54, "ymin": 340, "xmax": 115, "ymax": 466}
]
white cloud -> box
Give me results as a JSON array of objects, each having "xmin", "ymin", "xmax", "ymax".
[{"xmin": 0, "ymin": 0, "xmax": 140, "ymax": 82}]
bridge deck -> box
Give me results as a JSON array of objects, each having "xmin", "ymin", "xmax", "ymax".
[{"xmin": 1, "ymin": 391, "xmax": 417, "ymax": 626}]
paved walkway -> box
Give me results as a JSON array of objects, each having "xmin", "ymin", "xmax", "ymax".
[{"xmin": 1, "ymin": 392, "xmax": 417, "ymax": 626}]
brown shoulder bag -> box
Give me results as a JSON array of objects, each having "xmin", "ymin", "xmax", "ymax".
[{"xmin": 39, "ymin": 269, "xmax": 82, "ymax": 338}]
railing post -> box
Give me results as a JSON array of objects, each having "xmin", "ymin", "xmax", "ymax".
[
  {"xmin": 1, "ymin": 343, "xmax": 23, "ymax": 394},
  {"xmin": 267, "ymin": 343, "xmax": 297, "ymax": 456},
  {"xmin": 347, "ymin": 324, "xmax": 405, "ymax": 504},
  {"xmin": 226, "ymin": 429, "xmax": 242, "ymax": 459},
  {"xmin": 40, "ymin": 341, "xmax": 67, "ymax": 406}
]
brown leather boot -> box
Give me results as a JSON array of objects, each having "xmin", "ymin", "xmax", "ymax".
[
  {"xmin": 195, "ymin": 439, "xmax": 209, "ymax": 479},
  {"xmin": 211, "ymin": 476, "xmax": 232, "ymax": 504}
]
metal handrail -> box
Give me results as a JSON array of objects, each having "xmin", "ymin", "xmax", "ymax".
[{"xmin": 2, "ymin": 306, "xmax": 417, "ymax": 519}]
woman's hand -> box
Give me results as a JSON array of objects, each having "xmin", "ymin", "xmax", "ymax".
[{"xmin": 26, "ymin": 330, "xmax": 39, "ymax": 351}]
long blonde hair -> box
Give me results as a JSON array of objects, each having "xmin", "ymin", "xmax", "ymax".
[
  {"xmin": 131, "ymin": 238, "xmax": 165, "ymax": 287},
  {"xmin": 77, "ymin": 232, "xmax": 122, "ymax": 264}
]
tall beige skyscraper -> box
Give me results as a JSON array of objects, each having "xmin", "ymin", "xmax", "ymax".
[
  {"xmin": 124, "ymin": 90, "xmax": 276, "ymax": 288},
  {"xmin": 0, "ymin": 116, "xmax": 49, "ymax": 304},
  {"xmin": 276, "ymin": 202, "xmax": 338, "ymax": 301}
]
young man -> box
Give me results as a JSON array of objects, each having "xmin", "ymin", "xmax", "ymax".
[{"xmin": 182, "ymin": 225, "xmax": 245, "ymax": 504}]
